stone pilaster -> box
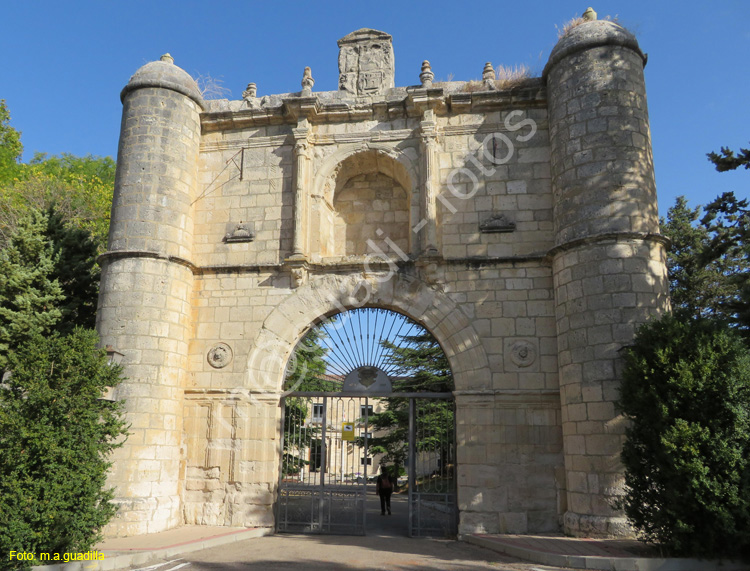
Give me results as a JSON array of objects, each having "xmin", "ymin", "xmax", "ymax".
[
  {"xmin": 420, "ymin": 109, "xmax": 439, "ymax": 255},
  {"xmin": 289, "ymin": 120, "xmax": 311, "ymax": 260}
]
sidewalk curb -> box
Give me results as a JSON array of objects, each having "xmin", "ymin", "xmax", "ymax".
[
  {"xmin": 465, "ymin": 534, "xmax": 748, "ymax": 571},
  {"xmin": 29, "ymin": 527, "xmax": 273, "ymax": 571}
]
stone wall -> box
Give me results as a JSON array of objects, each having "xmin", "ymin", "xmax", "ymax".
[{"xmin": 99, "ymin": 16, "xmax": 669, "ymax": 538}]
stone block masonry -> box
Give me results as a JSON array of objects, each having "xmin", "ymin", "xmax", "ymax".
[{"xmin": 97, "ymin": 14, "xmax": 669, "ymax": 538}]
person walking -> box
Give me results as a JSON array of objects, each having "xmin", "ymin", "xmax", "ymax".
[{"xmin": 376, "ymin": 465, "xmax": 396, "ymax": 515}]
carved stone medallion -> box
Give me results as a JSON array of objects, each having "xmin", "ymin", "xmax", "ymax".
[
  {"xmin": 510, "ymin": 340, "xmax": 536, "ymax": 368},
  {"xmin": 207, "ymin": 343, "xmax": 233, "ymax": 369}
]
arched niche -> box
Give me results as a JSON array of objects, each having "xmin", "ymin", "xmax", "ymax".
[{"xmin": 309, "ymin": 144, "xmax": 418, "ymax": 260}]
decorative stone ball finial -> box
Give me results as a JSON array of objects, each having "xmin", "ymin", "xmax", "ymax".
[
  {"xmin": 420, "ymin": 60, "xmax": 434, "ymax": 88},
  {"xmin": 482, "ymin": 62, "xmax": 495, "ymax": 81},
  {"xmin": 160, "ymin": 53, "xmax": 174, "ymax": 64},
  {"xmin": 243, "ymin": 82, "xmax": 257, "ymax": 100},
  {"xmin": 582, "ymin": 7, "xmax": 597, "ymax": 20},
  {"xmin": 301, "ymin": 66, "xmax": 315, "ymax": 96}
]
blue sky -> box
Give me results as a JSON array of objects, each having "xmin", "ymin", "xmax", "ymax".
[{"xmin": 1, "ymin": 1, "xmax": 748, "ymax": 216}]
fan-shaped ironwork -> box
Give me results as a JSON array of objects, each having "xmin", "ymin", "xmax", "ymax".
[{"xmin": 284, "ymin": 307, "xmax": 445, "ymax": 394}]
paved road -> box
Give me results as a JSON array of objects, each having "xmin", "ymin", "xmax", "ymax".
[
  {"xmin": 126, "ymin": 535, "xmax": 569, "ymax": 571},
  {"xmin": 125, "ymin": 494, "xmax": 568, "ymax": 571}
]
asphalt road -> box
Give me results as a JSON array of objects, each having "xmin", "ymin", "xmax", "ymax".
[
  {"xmin": 125, "ymin": 534, "xmax": 570, "ymax": 571},
  {"xmin": 124, "ymin": 494, "xmax": 568, "ymax": 571}
]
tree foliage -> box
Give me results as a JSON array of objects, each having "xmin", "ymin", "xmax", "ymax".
[
  {"xmin": 281, "ymin": 329, "xmax": 330, "ymax": 476},
  {"xmin": 0, "ymin": 102, "xmax": 124, "ymax": 565},
  {"xmin": 0, "ymin": 152, "xmax": 115, "ymax": 251},
  {"xmin": 662, "ymin": 193, "xmax": 750, "ymax": 339},
  {"xmin": 0, "ymin": 330, "xmax": 129, "ymax": 567},
  {"xmin": 0, "ymin": 208, "xmax": 101, "ymax": 373},
  {"xmin": 0, "ymin": 102, "xmax": 115, "ymax": 250},
  {"xmin": 708, "ymin": 143, "xmax": 750, "ymax": 172},
  {"xmin": 44, "ymin": 208, "xmax": 100, "ymax": 333},
  {"xmin": 0, "ymin": 210, "xmax": 64, "ymax": 373},
  {"xmin": 618, "ymin": 314, "xmax": 750, "ymax": 557},
  {"xmin": 0, "ymin": 100, "xmax": 23, "ymax": 184},
  {"xmin": 700, "ymin": 192, "xmax": 750, "ymax": 336},
  {"xmin": 368, "ymin": 333, "xmax": 454, "ymax": 474}
]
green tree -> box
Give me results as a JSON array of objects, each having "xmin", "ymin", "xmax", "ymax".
[
  {"xmin": 661, "ymin": 197, "xmax": 729, "ymax": 320},
  {"xmin": 0, "ymin": 153, "xmax": 115, "ymax": 250},
  {"xmin": 0, "ymin": 102, "xmax": 115, "ymax": 249},
  {"xmin": 708, "ymin": 143, "xmax": 750, "ymax": 172},
  {"xmin": 281, "ymin": 329, "xmax": 331, "ymax": 476},
  {"xmin": 0, "ymin": 210, "xmax": 64, "ymax": 373},
  {"xmin": 44, "ymin": 207, "xmax": 100, "ymax": 332},
  {"xmin": 700, "ymin": 192, "xmax": 750, "ymax": 337},
  {"xmin": 661, "ymin": 193, "xmax": 750, "ymax": 338},
  {"xmin": 368, "ymin": 333, "xmax": 454, "ymax": 479},
  {"xmin": 0, "ymin": 99, "xmax": 23, "ymax": 184},
  {"xmin": 617, "ymin": 314, "xmax": 750, "ymax": 557},
  {"xmin": 0, "ymin": 330, "xmax": 129, "ymax": 567}
]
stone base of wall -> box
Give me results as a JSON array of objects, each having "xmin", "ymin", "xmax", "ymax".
[
  {"xmin": 104, "ymin": 496, "xmax": 182, "ymax": 538},
  {"xmin": 183, "ymin": 469, "xmax": 275, "ymax": 527},
  {"xmin": 564, "ymin": 511, "xmax": 633, "ymax": 538}
]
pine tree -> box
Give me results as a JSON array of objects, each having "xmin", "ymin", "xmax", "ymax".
[
  {"xmin": 0, "ymin": 330, "xmax": 129, "ymax": 566},
  {"xmin": 618, "ymin": 314, "xmax": 750, "ymax": 557},
  {"xmin": 368, "ymin": 333, "xmax": 454, "ymax": 476},
  {"xmin": 0, "ymin": 209, "xmax": 64, "ymax": 373},
  {"xmin": 708, "ymin": 143, "xmax": 750, "ymax": 172},
  {"xmin": 661, "ymin": 194, "xmax": 750, "ymax": 339},
  {"xmin": 700, "ymin": 192, "xmax": 750, "ymax": 337},
  {"xmin": 44, "ymin": 207, "xmax": 100, "ymax": 332},
  {"xmin": 0, "ymin": 99, "xmax": 23, "ymax": 185}
]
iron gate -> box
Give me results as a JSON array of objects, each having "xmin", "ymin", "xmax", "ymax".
[
  {"xmin": 276, "ymin": 392, "xmax": 456, "ymax": 537},
  {"xmin": 408, "ymin": 398, "xmax": 457, "ymax": 537},
  {"xmin": 277, "ymin": 395, "xmax": 371, "ymax": 535}
]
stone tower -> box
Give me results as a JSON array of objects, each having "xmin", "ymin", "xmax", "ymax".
[
  {"xmin": 96, "ymin": 54, "xmax": 203, "ymax": 535},
  {"xmin": 544, "ymin": 18, "xmax": 670, "ymax": 535}
]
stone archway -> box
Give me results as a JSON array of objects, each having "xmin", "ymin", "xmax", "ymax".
[
  {"xmin": 245, "ymin": 270, "xmax": 489, "ymax": 535},
  {"xmin": 245, "ymin": 272, "xmax": 490, "ymax": 396}
]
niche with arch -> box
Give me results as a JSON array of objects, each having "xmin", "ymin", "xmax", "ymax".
[{"xmin": 311, "ymin": 149, "xmax": 413, "ymax": 259}]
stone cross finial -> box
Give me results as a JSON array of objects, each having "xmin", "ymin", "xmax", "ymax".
[
  {"xmin": 419, "ymin": 60, "xmax": 434, "ymax": 88},
  {"xmin": 582, "ymin": 7, "xmax": 597, "ymax": 20},
  {"xmin": 160, "ymin": 53, "xmax": 174, "ymax": 64},
  {"xmin": 301, "ymin": 67, "xmax": 315, "ymax": 96},
  {"xmin": 243, "ymin": 83, "xmax": 257, "ymax": 100}
]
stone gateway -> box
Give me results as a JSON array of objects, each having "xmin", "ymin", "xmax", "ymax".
[{"xmin": 96, "ymin": 13, "xmax": 669, "ymax": 539}]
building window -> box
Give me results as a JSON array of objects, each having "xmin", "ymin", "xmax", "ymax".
[
  {"xmin": 360, "ymin": 457, "xmax": 372, "ymax": 466},
  {"xmin": 360, "ymin": 404, "xmax": 373, "ymax": 418},
  {"xmin": 312, "ymin": 403, "xmax": 324, "ymax": 423},
  {"xmin": 360, "ymin": 431, "xmax": 372, "ymax": 440},
  {"xmin": 310, "ymin": 439, "xmax": 322, "ymax": 472}
]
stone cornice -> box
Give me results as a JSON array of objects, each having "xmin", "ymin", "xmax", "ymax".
[
  {"xmin": 546, "ymin": 232, "xmax": 671, "ymax": 259},
  {"xmin": 199, "ymin": 81, "xmax": 547, "ymax": 133},
  {"xmin": 98, "ymin": 250, "xmax": 196, "ymax": 272},
  {"xmin": 99, "ymin": 250, "xmax": 554, "ymax": 277}
]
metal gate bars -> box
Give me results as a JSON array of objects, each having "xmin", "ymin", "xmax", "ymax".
[
  {"xmin": 277, "ymin": 395, "xmax": 371, "ymax": 535},
  {"xmin": 276, "ymin": 393, "xmax": 456, "ymax": 537},
  {"xmin": 408, "ymin": 398, "xmax": 456, "ymax": 537}
]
